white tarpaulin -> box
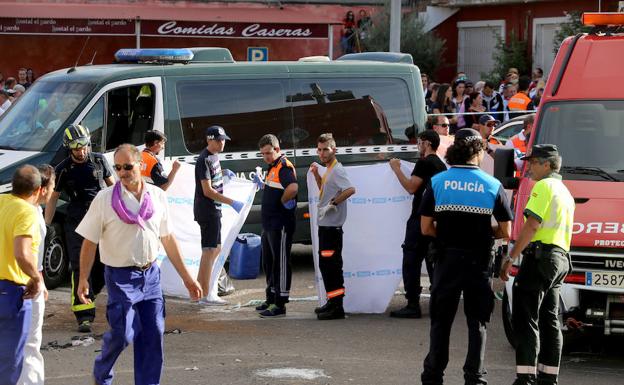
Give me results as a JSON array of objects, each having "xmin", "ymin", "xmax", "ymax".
[
  {"xmin": 155, "ymin": 161, "xmax": 256, "ymax": 298},
  {"xmin": 308, "ymin": 162, "xmax": 415, "ymax": 313}
]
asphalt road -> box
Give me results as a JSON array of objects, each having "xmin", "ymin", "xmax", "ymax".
[{"xmin": 39, "ymin": 245, "xmax": 624, "ymax": 385}]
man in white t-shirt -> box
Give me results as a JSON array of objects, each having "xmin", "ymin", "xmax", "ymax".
[{"xmin": 76, "ymin": 144, "xmax": 202, "ymax": 385}]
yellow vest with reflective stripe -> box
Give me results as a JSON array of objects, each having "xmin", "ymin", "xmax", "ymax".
[{"xmin": 524, "ymin": 175, "xmax": 575, "ymax": 251}]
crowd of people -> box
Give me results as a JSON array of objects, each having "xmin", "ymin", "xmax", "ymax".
[
  {"xmin": 422, "ymin": 67, "xmax": 544, "ymax": 133},
  {"xmin": 0, "ymin": 68, "xmax": 35, "ymax": 116}
]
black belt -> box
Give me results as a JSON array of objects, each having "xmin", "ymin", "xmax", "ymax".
[{"xmin": 122, "ymin": 261, "xmax": 153, "ymax": 271}]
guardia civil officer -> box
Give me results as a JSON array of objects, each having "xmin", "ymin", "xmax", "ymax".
[
  {"xmin": 45, "ymin": 124, "xmax": 114, "ymax": 333},
  {"xmin": 500, "ymin": 144, "xmax": 574, "ymax": 385},
  {"xmin": 309, "ymin": 133, "xmax": 356, "ymax": 320},
  {"xmin": 419, "ymin": 128, "xmax": 513, "ymax": 385}
]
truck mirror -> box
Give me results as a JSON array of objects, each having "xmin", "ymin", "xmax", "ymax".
[{"xmin": 494, "ymin": 148, "xmax": 520, "ymax": 189}]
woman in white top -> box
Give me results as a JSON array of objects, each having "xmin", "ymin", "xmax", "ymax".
[{"xmin": 18, "ymin": 164, "xmax": 55, "ymax": 385}]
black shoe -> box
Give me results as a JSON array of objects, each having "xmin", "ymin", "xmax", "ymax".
[
  {"xmin": 255, "ymin": 302, "xmax": 270, "ymax": 311},
  {"xmin": 78, "ymin": 320, "xmax": 93, "ymax": 333},
  {"xmin": 314, "ymin": 302, "xmax": 332, "ymax": 314},
  {"xmin": 317, "ymin": 305, "xmax": 345, "ymax": 320},
  {"xmin": 259, "ymin": 304, "xmax": 286, "ymax": 318},
  {"xmin": 390, "ymin": 304, "xmax": 422, "ymax": 319}
]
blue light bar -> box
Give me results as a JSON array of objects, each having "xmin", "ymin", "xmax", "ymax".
[{"xmin": 114, "ymin": 48, "xmax": 194, "ymax": 63}]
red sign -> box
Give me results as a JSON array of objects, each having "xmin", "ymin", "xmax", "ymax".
[
  {"xmin": 141, "ymin": 20, "xmax": 327, "ymax": 39},
  {"xmin": 0, "ymin": 18, "xmax": 135, "ymax": 35}
]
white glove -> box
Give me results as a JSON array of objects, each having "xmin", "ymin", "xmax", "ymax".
[{"xmin": 318, "ymin": 203, "xmax": 337, "ymax": 220}]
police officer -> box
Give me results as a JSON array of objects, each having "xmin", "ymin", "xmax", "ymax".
[
  {"xmin": 419, "ymin": 128, "xmax": 513, "ymax": 385},
  {"xmin": 45, "ymin": 124, "xmax": 114, "ymax": 332},
  {"xmin": 500, "ymin": 144, "xmax": 574, "ymax": 385},
  {"xmin": 254, "ymin": 134, "xmax": 298, "ymax": 318},
  {"xmin": 141, "ymin": 130, "xmax": 180, "ymax": 190}
]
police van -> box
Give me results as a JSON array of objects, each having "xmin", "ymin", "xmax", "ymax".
[{"xmin": 0, "ymin": 48, "xmax": 426, "ymax": 287}]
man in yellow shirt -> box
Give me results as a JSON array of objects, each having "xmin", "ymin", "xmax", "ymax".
[
  {"xmin": 0, "ymin": 165, "xmax": 44, "ymax": 385},
  {"xmin": 500, "ymin": 144, "xmax": 575, "ymax": 385}
]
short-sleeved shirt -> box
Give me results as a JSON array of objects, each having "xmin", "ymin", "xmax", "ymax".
[
  {"xmin": 194, "ymin": 148, "xmax": 223, "ymax": 221},
  {"xmin": 54, "ymin": 153, "xmax": 112, "ymax": 219},
  {"xmin": 524, "ymin": 174, "xmax": 575, "ymax": 251},
  {"xmin": 420, "ymin": 165, "xmax": 513, "ymax": 252},
  {"xmin": 75, "ymin": 182, "xmax": 171, "ymax": 268},
  {"xmin": 261, "ymin": 155, "xmax": 297, "ymax": 231},
  {"xmin": 141, "ymin": 150, "xmax": 169, "ymax": 187},
  {"xmin": 37, "ymin": 206, "xmax": 46, "ymax": 272},
  {"xmin": 0, "ymin": 194, "xmax": 41, "ymax": 285},
  {"xmin": 404, "ymin": 154, "xmax": 447, "ymax": 242},
  {"xmin": 318, "ymin": 161, "xmax": 353, "ymax": 227}
]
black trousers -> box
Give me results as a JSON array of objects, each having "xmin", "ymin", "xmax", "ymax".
[
  {"xmin": 318, "ymin": 226, "xmax": 345, "ymax": 302},
  {"xmin": 422, "ymin": 249, "xmax": 495, "ymax": 385},
  {"xmin": 402, "ymin": 234, "xmax": 434, "ymax": 304},
  {"xmin": 261, "ymin": 227, "xmax": 293, "ymax": 307},
  {"xmin": 66, "ymin": 217, "xmax": 105, "ymax": 324},
  {"xmin": 512, "ymin": 244, "xmax": 570, "ymax": 385}
]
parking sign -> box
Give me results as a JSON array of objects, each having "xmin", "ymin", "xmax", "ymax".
[{"xmin": 247, "ymin": 47, "xmax": 268, "ymax": 61}]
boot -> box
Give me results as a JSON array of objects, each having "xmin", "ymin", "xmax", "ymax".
[
  {"xmin": 317, "ymin": 298, "xmax": 345, "ymax": 320},
  {"xmin": 389, "ymin": 302, "xmax": 422, "ymax": 319},
  {"xmin": 314, "ymin": 302, "xmax": 332, "ymax": 314}
]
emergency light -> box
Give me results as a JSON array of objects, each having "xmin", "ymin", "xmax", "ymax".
[
  {"xmin": 582, "ymin": 12, "xmax": 624, "ymax": 26},
  {"xmin": 114, "ymin": 48, "xmax": 194, "ymax": 63}
]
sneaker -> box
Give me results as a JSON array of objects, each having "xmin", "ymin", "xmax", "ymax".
[
  {"xmin": 314, "ymin": 302, "xmax": 332, "ymax": 314},
  {"xmin": 78, "ymin": 320, "xmax": 92, "ymax": 333},
  {"xmin": 199, "ymin": 296, "xmax": 228, "ymax": 306},
  {"xmin": 255, "ymin": 302, "xmax": 270, "ymax": 311},
  {"xmin": 389, "ymin": 304, "xmax": 422, "ymax": 319},
  {"xmin": 259, "ymin": 304, "xmax": 286, "ymax": 318},
  {"xmin": 317, "ymin": 305, "xmax": 345, "ymax": 320}
]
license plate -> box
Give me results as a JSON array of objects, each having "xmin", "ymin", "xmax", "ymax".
[{"xmin": 586, "ymin": 271, "xmax": 624, "ymax": 288}]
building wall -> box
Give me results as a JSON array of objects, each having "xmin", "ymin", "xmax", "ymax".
[{"xmin": 431, "ymin": 0, "xmax": 620, "ymax": 82}]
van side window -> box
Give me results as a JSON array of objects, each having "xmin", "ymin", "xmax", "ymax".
[
  {"xmin": 80, "ymin": 97, "xmax": 104, "ymax": 151},
  {"xmin": 105, "ymin": 84, "xmax": 155, "ymax": 150},
  {"xmin": 289, "ymin": 78, "xmax": 414, "ymax": 147},
  {"xmin": 176, "ymin": 80, "xmax": 291, "ymax": 153}
]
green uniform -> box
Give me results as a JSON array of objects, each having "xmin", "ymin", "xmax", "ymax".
[{"xmin": 512, "ymin": 174, "xmax": 575, "ymax": 385}]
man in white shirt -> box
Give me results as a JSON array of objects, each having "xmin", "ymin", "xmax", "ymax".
[
  {"xmin": 0, "ymin": 90, "xmax": 12, "ymax": 115},
  {"xmin": 76, "ymin": 144, "xmax": 202, "ymax": 385}
]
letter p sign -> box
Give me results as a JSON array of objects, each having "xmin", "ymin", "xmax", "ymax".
[{"xmin": 248, "ymin": 47, "xmax": 268, "ymax": 61}]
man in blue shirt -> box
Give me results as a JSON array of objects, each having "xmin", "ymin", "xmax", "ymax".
[{"xmin": 419, "ymin": 128, "xmax": 513, "ymax": 385}]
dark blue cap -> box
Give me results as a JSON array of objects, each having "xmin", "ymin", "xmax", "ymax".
[{"xmin": 205, "ymin": 125, "xmax": 230, "ymax": 140}]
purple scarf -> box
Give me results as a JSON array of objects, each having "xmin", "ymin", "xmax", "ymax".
[{"xmin": 111, "ymin": 182, "xmax": 154, "ymax": 230}]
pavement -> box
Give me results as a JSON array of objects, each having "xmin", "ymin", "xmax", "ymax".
[{"xmin": 40, "ymin": 245, "xmax": 624, "ymax": 385}]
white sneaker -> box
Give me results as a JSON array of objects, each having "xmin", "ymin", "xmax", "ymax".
[{"xmin": 199, "ymin": 296, "xmax": 228, "ymax": 306}]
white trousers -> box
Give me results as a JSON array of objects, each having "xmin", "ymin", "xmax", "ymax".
[{"xmin": 17, "ymin": 291, "xmax": 44, "ymax": 385}]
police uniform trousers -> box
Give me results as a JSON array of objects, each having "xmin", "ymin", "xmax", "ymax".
[
  {"xmin": 94, "ymin": 263, "xmax": 165, "ymax": 385},
  {"xmin": 402, "ymin": 226, "xmax": 435, "ymax": 304},
  {"xmin": 422, "ymin": 249, "xmax": 495, "ymax": 385},
  {"xmin": 512, "ymin": 244, "xmax": 570, "ymax": 385},
  {"xmin": 318, "ymin": 226, "xmax": 345, "ymax": 302},
  {"xmin": 261, "ymin": 227, "xmax": 294, "ymax": 307},
  {"xmin": 0, "ymin": 280, "xmax": 32, "ymax": 385},
  {"xmin": 66, "ymin": 216, "xmax": 105, "ymax": 324}
]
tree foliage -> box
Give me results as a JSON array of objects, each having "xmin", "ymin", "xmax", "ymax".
[
  {"xmin": 480, "ymin": 31, "xmax": 529, "ymax": 85},
  {"xmin": 553, "ymin": 11, "xmax": 592, "ymax": 54},
  {"xmin": 362, "ymin": 4, "xmax": 446, "ymax": 77}
]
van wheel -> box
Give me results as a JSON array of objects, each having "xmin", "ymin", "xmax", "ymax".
[
  {"xmin": 502, "ymin": 290, "xmax": 516, "ymax": 348},
  {"xmin": 43, "ymin": 225, "xmax": 68, "ymax": 289}
]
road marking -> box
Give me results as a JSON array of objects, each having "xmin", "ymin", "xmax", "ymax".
[{"xmin": 255, "ymin": 368, "xmax": 330, "ymax": 380}]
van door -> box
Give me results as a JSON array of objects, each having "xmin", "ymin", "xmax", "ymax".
[{"xmin": 73, "ymin": 77, "xmax": 164, "ymax": 154}]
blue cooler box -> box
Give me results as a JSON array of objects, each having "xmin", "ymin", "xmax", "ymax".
[{"xmin": 229, "ymin": 233, "xmax": 262, "ymax": 279}]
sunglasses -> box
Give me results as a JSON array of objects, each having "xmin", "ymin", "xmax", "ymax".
[
  {"xmin": 68, "ymin": 137, "xmax": 90, "ymax": 149},
  {"xmin": 435, "ymin": 123, "xmax": 450, "ymax": 127},
  {"xmin": 486, "ymin": 122, "xmax": 497, "ymax": 127},
  {"xmin": 113, "ymin": 163, "xmax": 137, "ymax": 171}
]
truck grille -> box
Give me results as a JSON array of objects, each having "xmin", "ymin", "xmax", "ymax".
[{"xmin": 570, "ymin": 250, "xmax": 624, "ymax": 272}]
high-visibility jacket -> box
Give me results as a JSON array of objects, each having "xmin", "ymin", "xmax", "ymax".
[
  {"xmin": 508, "ymin": 92, "xmax": 532, "ymax": 111},
  {"xmin": 140, "ymin": 150, "xmax": 158, "ymax": 183},
  {"xmin": 510, "ymin": 134, "xmax": 527, "ymax": 154}
]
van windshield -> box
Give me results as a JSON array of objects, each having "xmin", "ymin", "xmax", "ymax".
[
  {"xmin": 537, "ymin": 101, "xmax": 624, "ymax": 182},
  {"xmin": 0, "ymin": 81, "xmax": 94, "ymax": 151}
]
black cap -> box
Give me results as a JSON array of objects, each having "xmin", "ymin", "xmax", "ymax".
[
  {"xmin": 454, "ymin": 128, "xmax": 482, "ymax": 143},
  {"xmin": 520, "ymin": 144, "xmax": 559, "ymax": 160},
  {"xmin": 205, "ymin": 125, "xmax": 231, "ymax": 140},
  {"xmin": 479, "ymin": 114, "xmax": 500, "ymax": 126}
]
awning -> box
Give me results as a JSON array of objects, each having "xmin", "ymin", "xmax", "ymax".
[{"xmin": 0, "ymin": 1, "xmax": 342, "ymax": 24}]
